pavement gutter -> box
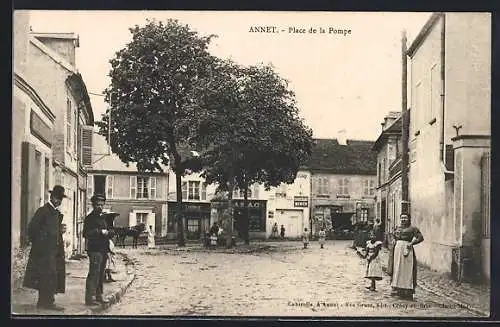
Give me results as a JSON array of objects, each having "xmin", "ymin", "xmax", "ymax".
[
  {"xmin": 373, "ymin": 248, "xmax": 489, "ymax": 318},
  {"xmin": 77, "ymin": 253, "xmax": 137, "ymax": 315}
]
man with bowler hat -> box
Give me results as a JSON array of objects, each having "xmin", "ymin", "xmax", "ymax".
[
  {"xmin": 23, "ymin": 185, "xmax": 67, "ymax": 311},
  {"xmin": 83, "ymin": 194, "xmax": 114, "ymax": 306}
]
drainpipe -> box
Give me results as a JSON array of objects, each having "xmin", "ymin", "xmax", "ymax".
[
  {"xmin": 400, "ymin": 30, "xmax": 410, "ymax": 215},
  {"xmin": 439, "ymin": 13, "xmax": 454, "ymax": 175}
]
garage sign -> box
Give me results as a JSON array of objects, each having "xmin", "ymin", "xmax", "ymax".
[{"xmin": 294, "ymin": 196, "xmax": 309, "ymax": 207}]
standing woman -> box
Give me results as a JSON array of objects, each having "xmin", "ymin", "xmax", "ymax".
[
  {"xmin": 389, "ymin": 213, "xmax": 424, "ymax": 300},
  {"xmin": 147, "ymin": 225, "xmax": 156, "ymax": 249}
]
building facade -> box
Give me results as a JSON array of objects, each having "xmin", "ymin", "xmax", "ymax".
[
  {"xmin": 407, "ymin": 12, "xmax": 491, "ymax": 280},
  {"xmin": 12, "ymin": 11, "xmax": 56, "ymax": 249},
  {"xmin": 26, "ymin": 31, "xmax": 95, "ymax": 257},
  {"xmin": 266, "ymin": 171, "xmax": 311, "ymax": 239},
  {"xmin": 372, "ymin": 111, "xmax": 403, "ymax": 245},
  {"xmin": 166, "ymin": 171, "xmax": 215, "ymax": 240},
  {"xmin": 166, "ymin": 172, "xmax": 269, "ymax": 241},
  {"xmin": 307, "ymin": 138, "xmax": 378, "ymax": 237},
  {"xmin": 88, "ymin": 134, "xmax": 169, "ymax": 237}
]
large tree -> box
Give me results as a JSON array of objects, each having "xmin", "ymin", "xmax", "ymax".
[
  {"xmin": 193, "ymin": 62, "xmax": 314, "ymax": 246},
  {"xmin": 96, "ymin": 19, "xmax": 216, "ymax": 246}
]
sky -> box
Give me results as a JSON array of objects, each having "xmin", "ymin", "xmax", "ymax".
[{"xmin": 26, "ymin": 10, "xmax": 431, "ymax": 141}]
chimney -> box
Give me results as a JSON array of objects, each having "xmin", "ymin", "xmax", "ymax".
[{"xmin": 338, "ymin": 129, "xmax": 347, "ymax": 146}]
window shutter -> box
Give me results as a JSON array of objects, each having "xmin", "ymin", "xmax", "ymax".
[
  {"xmin": 181, "ymin": 181, "xmax": 187, "ymax": 200},
  {"xmin": 201, "ymin": 183, "xmax": 207, "ymax": 200},
  {"xmin": 81, "ymin": 126, "xmax": 93, "ymax": 168},
  {"xmin": 87, "ymin": 175, "xmax": 93, "ymax": 198},
  {"xmin": 150, "ymin": 176, "xmax": 157, "ymax": 199},
  {"xmin": 107, "ymin": 175, "xmax": 114, "ymax": 199},
  {"xmin": 73, "ymin": 109, "xmax": 78, "ymax": 155},
  {"xmin": 66, "ymin": 98, "xmax": 72, "ymax": 150},
  {"xmin": 130, "ymin": 176, "xmax": 137, "ymax": 199}
]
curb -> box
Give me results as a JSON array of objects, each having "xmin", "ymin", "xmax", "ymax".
[
  {"xmin": 78, "ymin": 253, "xmax": 137, "ymax": 315},
  {"xmin": 379, "ymin": 264, "xmax": 488, "ymax": 318}
]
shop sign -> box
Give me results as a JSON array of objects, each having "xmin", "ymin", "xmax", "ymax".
[
  {"xmin": 233, "ymin": 200, "xmax": 263, "ymax": 208},
  {"xmin": 30, "ymin": 110, "xmax": 52, "ymax": 147},
  {"xmin": 294, "ymin": 196, "xmax": 309, "ymax": 207}
]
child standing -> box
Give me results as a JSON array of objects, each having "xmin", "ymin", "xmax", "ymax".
[
  {"xmin": 364, "ymin": 232, "xmax": 383, "ymax": 291},
  {"xmin": 302, "ymin": 228, "xmax": 309, "ymax": 249},
  {"xmin": 318, "ymin": 227, "xmax": 326, "ymax": 249}
]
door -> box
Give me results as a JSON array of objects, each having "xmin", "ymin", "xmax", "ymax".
[
  {"xmin": 287, "ymin": 213, "xmax": 300, "ymax": 238},
  {"xmin": 186, "ymin": 218, "xmax": 200, "ymax": 240},
  {"xmin": 276, "ymin": 210, "xmax": 303, "ymax": 238}
]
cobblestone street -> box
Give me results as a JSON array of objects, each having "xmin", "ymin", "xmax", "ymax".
[{"xmin": 105, "ymin": 240, "xmax": 483, "ymax": 317}]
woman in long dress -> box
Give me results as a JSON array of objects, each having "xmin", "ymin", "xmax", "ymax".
[
  {"xmin": 147, "ymin": 225, "xmax": 156, "ymax": 249},
  {"xmin": 318, "ymin": 227, "xmax": 326, "ymax": 249},
  {"xmin": 389, "ymin": 213, "xmax": 424, "ymax": 300}
]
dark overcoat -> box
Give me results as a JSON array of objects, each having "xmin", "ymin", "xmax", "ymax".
[{"xmin": 23, "ymin": 203, "xmax": 66, "ymax": 294}]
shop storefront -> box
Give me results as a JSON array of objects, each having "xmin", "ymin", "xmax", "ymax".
[
  {"xmin": 233, "ymin": 199, "xmax": 267, "ymax": 238},
  {"xmin": 210, "ymin": 199, "xmax": 267, "ymax": 239},
  {"xmin": 167, "ymin": 201, "xmax": 211, "ymax": 240}
]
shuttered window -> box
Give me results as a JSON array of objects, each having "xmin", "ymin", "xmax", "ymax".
[
  {"xmin": 81, "ymin": 126, "xmax": 93, "ymax": 167},
  {"xmin": 66, "ymin": 98, "xmax": 72, "ymax": 151}
]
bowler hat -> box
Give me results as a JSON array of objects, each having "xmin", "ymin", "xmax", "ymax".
[
  {"xmin": 91, "ymin": 193, "xmax": 106, "ymax": 203},
  {"xmin": 48, "ymin": 185, "xmax": 68, "ymax": 199}
]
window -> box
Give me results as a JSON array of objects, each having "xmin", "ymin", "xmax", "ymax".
[
  {"xmin": 275, "ymin": 184, "xmax": 287, "ymax": 198},
  {"xmin": 136, "ymin": 212, "xmax": 148, "ymax": 225},
  {"xmin": 233, "ymin": 188, "xmax": 252, "ymax": 198},
  {"xmin": 360, "ymin": 208, "xmax": 368, "ymax": 222},
  {"xmin": 378, "ymin": 162, "xmax": 382, "ymax": 186},
  {"xmin": 253, "ymin": 184, "xmax": 259, "ymax": 199},
  {"xmin": 130, "ymin": 176, "xmax": 156, "ymax": 199},
  {"xmin": 382, "ymin": 158, "xmax": 387, "ymax": 182},
  {"xmin": 94, "ymin": 175, "xmax": 106, "ymax": 196},
  {"xmin": 338, "ymin": 178, "xmax": 349, "ymax": 196},
  {"xmin": 363, "ymin": 180, "xmax": 375, "ymax": 196},
  {"xmin": 106, "ymin": 175, "xmax": 114, "ymax": 199},
  {"xmin": 137, "ymin": 177, "xmax": 149, "ymax": 199},
  {"xmin": 430, "ymin": 63, "xmax": 439, "ymax": 123},
  {"xmin": 182, "ymin": 181, "xmax": 205, "ymax": 200},
  {"xmin": 66, "ymin": 98, "xmax": 72, "ymax": 151},
  {"xmin": 317, "ymin": 177, "xmax": 329, "ymax": 195}
]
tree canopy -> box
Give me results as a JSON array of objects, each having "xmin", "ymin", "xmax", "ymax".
[{"xmin": 96, "ymin": 18, "xmax": 217, "ymax": 174}]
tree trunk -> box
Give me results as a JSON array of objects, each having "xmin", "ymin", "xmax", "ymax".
[
  {"xmin": 226, "ymin": 172, "xmax": 234, "ymax": 249},
  {"xmin": 242, "ymin": 176, "xmax": 250, "ymax": 245},
  {"xmin": 175, "ymin": 168, "xmax": 185, "ymax": 247}
]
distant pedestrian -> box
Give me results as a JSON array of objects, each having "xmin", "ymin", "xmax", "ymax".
[
  {"xmin": 389, "ymin": 213, "xmax": 424, "ymax": 300},
  {"xmin": 280, "ymin": 225, "xmax": 286, "ymax": 239},
  {"xmin": 83, "ymin": 194, "xmax": 115, "ymax": 306},
  {"xmin": 302, "ymin": 228, "xmax": 309, "ymax": 249},
  {"xmin": 364, "ymin": 232, "xmax": 383, "ymax": 291},
  {"xmin": 318, "ymin": 227, "xmax": 326, "ymax": 249},
  {"xmin": 271, "ymin": 223, "xmax": 279, "ymax": 239},
  {"xmin": 209, "ymin": 222, "xmax": 219, "ymax": 236},
  {"xmin": 147, "ymin": 225, "xmax": 156, "ymax": 249},
  {"xmin": 104, "ymin": 239, "xmax": 117, "ymax": 283},
  {"xmin": 23, "ymin": 185, "xmax": 67, "ymax": 311}
]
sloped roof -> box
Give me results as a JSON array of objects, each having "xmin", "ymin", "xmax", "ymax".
[
  {"xmin": 372, "ymin": 115, "xmax": 403, "ymax": 151},
  {"xmin": 89, "ymin": 133, "xmax": 168, "ymax": 174},
  {"xmin": 304, "ymin": 138, "xmax": 377, "ymax": 175}
]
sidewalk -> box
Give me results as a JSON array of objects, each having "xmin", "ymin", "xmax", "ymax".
[
  {"xmin": 11, "ymin": 252, "xmax": 136, "ymax": 316},
  {"xmin": 360, "ymin": 246, "xmax": 490, "ymax": 316}
]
